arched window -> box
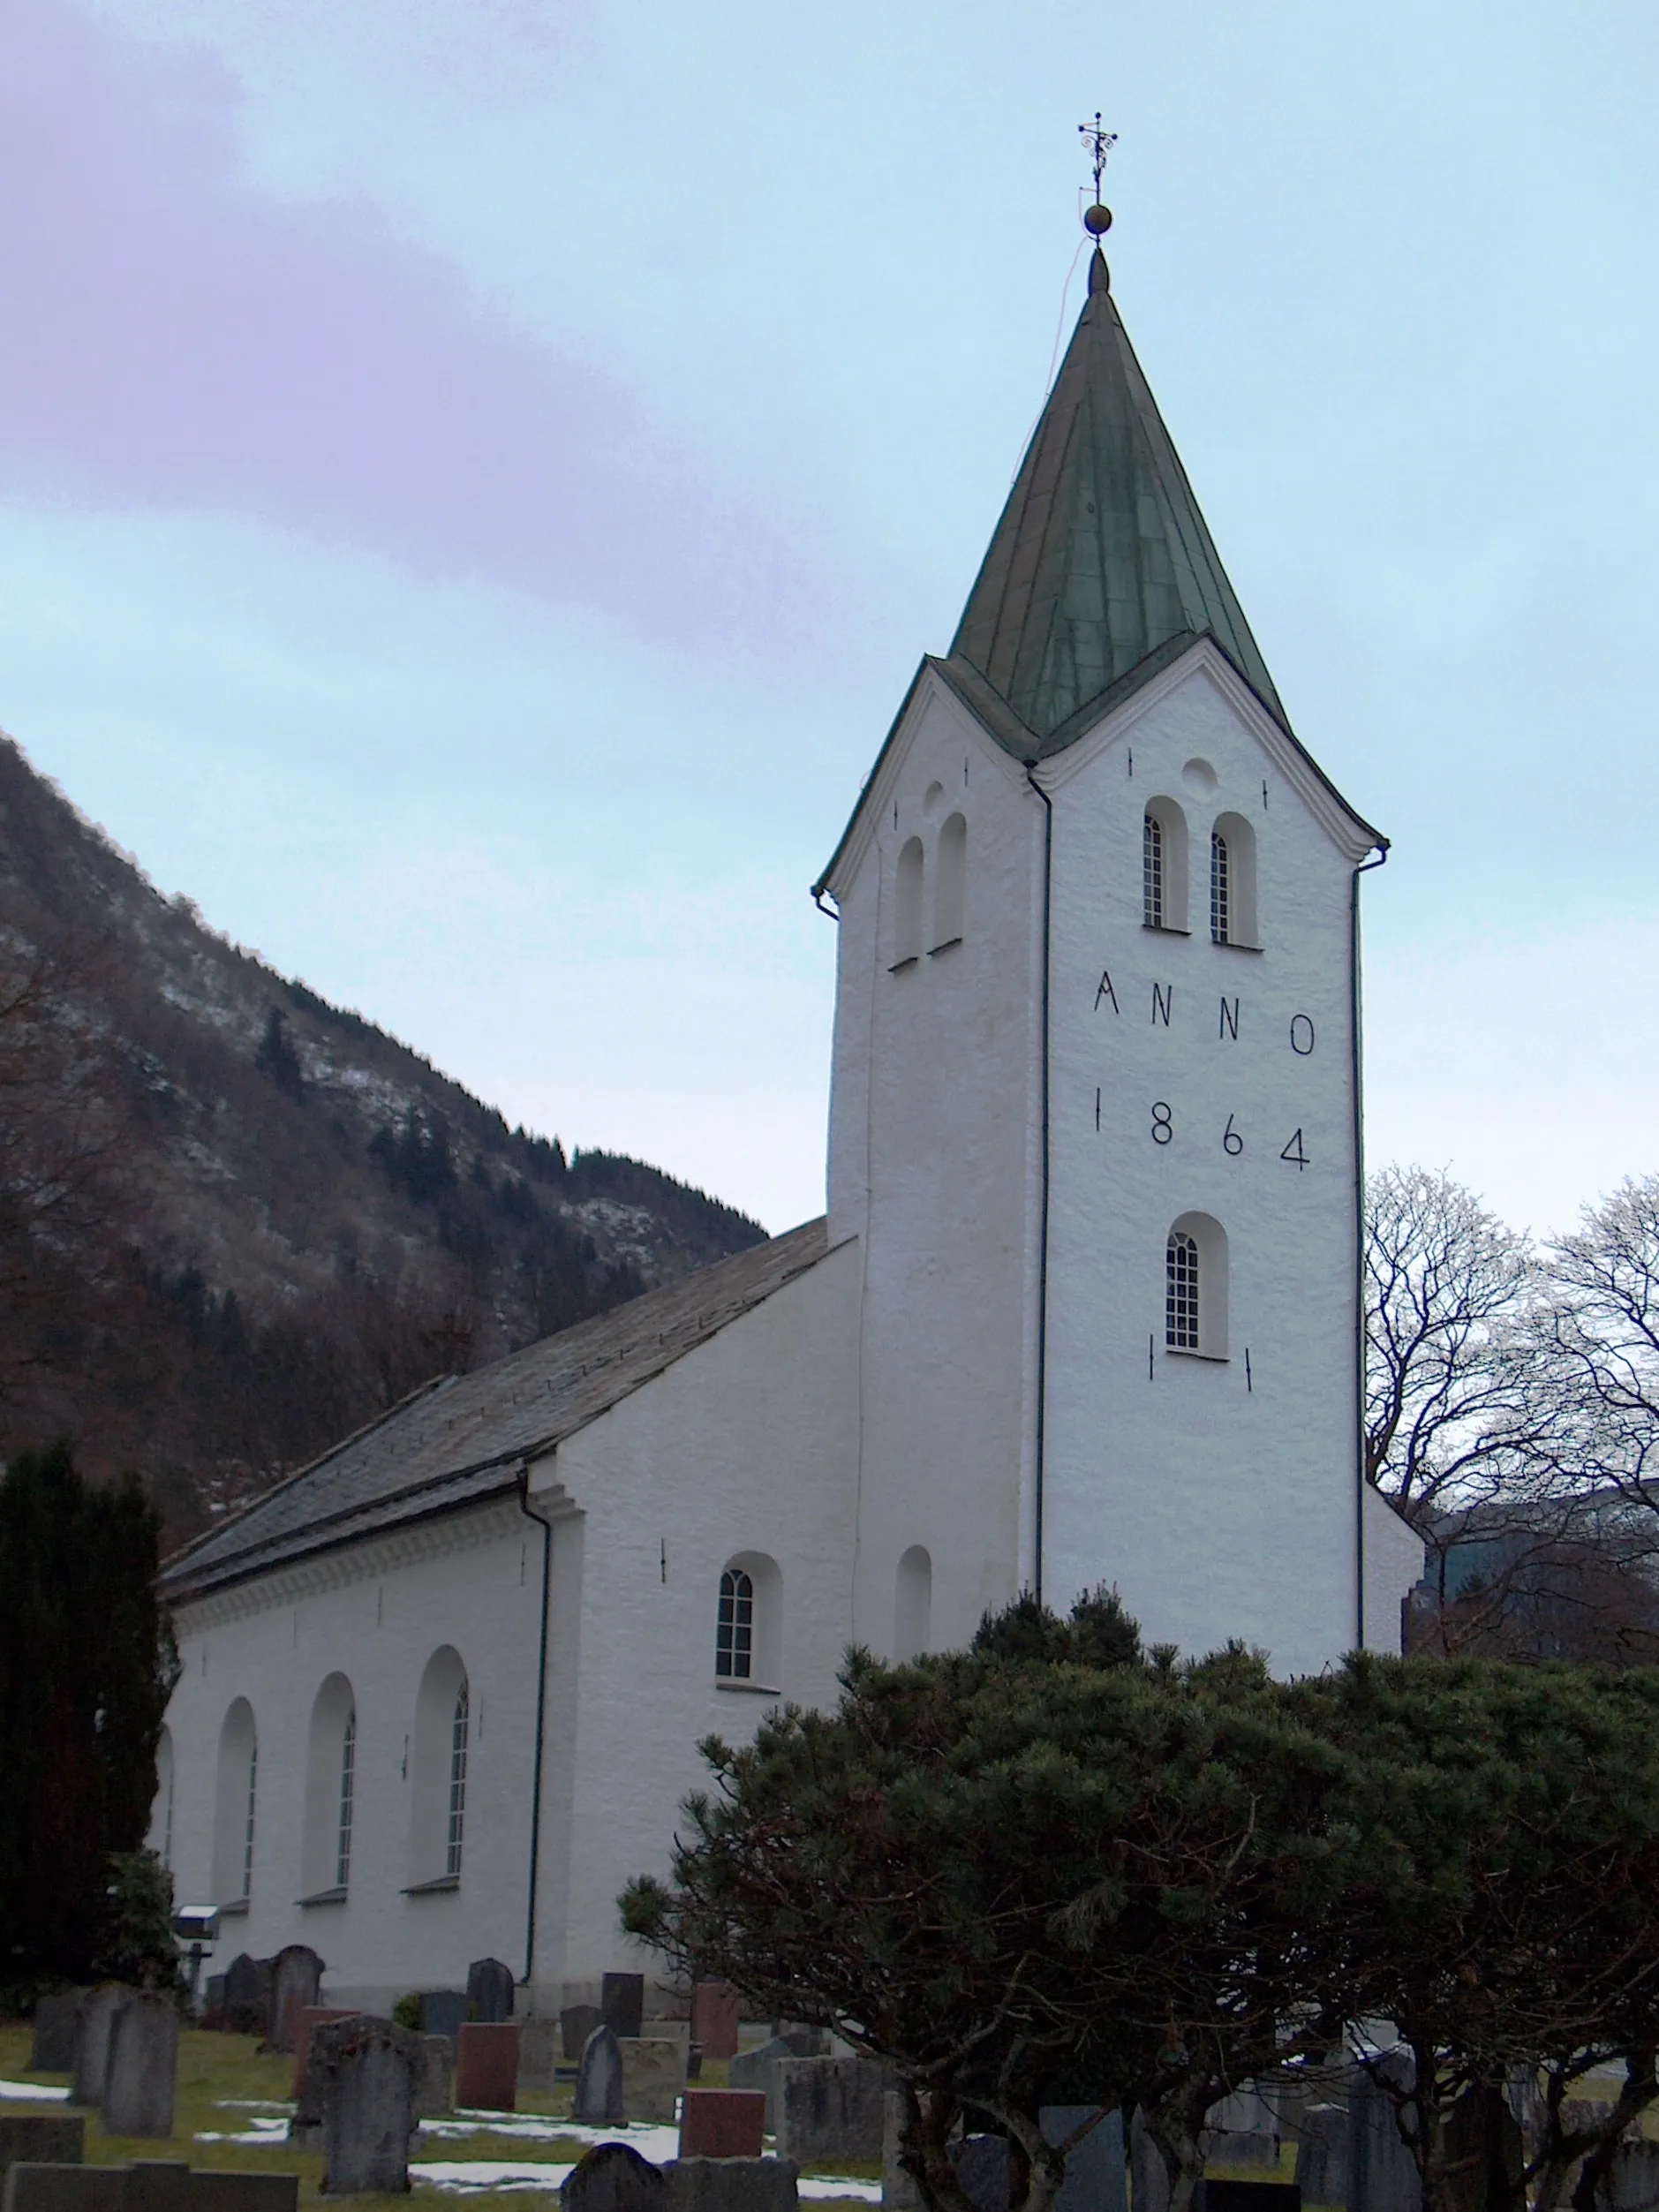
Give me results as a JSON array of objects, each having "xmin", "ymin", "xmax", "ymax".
[
  {"xmin": 446, "ymin": 1683, "xmax": 469, "ymax": 1878},
  {"xmin": 716, "ymin": 1567, "xmax": 753, "ymax": 1679},
  {"xmin": 893, "ymin": 837, "xmax": 924, "ymax": 968},
  {"xmin": 409, "ymin": 1646, "xmax": 470, "ymax": 1888},
  {"xmin": 1142, "ymin": 800, "xmax": 1188, "ymax": 931},
  {"xmin": 931, "ymin": 815, "xmax": 966, "ymax": 950},
  {"xmin": 149, "ymin": 1726, "xmax": 175, "ymax": 1871},
  {"xmin": 1211, "ymin": 813, "xmax": 1258, "ymax": 947},
  {"xmin": 302, "ymin": 1673, "xmax": 358, "ymax": 1899},
  {"xmin": 893, "ymin": 1546, "xmax": 932, "ymax": 1663},
  {"xmin": 1165, "ymin": 1213, "xmax": 1230, "ymax": 1359},
  {"xmin": 1210, "ymin": 830, "xmax": 1230, "ymax": 943},
  {"xmin": 715, "ymin": 1552, "xmax": 783, "ymax": 1687},
  {"xmin": 211, "ymin": 1698, "xmax": 258, "ymax": 1906}
]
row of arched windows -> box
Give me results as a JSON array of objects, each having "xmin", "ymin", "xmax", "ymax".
[
  {"xmin": 1143, "ymin": 802, "xmax": 1257, "ymax": 947},
  {"xmin": 155, "ymin": 1646, "xmax": 473, "ymax": 1908},
  {"xmin": 713, "ymin": 1547, "xmax": 934, "ymax": 1680},
  {"xmin": 892, "ymin": 812, "xmax": 966, "ymax": 969}
]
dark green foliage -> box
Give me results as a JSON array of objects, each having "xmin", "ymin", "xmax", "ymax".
[
  {"xmin": 391, "ymin": 1992, "xmax": 423, "ymax": 2032},
  {"xmin": 370, "ymin": 1111, "xmax": 458, "ymax": 1205},
  {"xmin": 0, "ymin": 1444, "xmax": 177, "ymax": 1989},
  {"xmin": 253, "ymin": 1008, "xmax": 305, "ymax": 1103},
  {"xmin": 625, "ymin": 1610, "xmax": 1659, "ymax": 2212},
  {"xmin": 92, "ymin": 1849, "xmax": 183, "ymax": 1995}
]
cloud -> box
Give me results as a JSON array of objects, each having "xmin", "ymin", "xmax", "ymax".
[{"xmin": 0, "ymin": 0, "xmax": 844, "ymax": 663}]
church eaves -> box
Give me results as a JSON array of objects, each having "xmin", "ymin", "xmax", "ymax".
[{"xmin": 947, "ymin": 247, "xmax": 1284, "ymax": 754}]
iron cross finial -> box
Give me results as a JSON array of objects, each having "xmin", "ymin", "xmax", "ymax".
[{"xmin": 1079, "ymin": 112, "xmax": 1118, "ymax": 202}]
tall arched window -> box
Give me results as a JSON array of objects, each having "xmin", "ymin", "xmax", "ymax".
[
  {"xmin": 1142, "ymin": 800, "xmax": 1189, "ymax": 931},
  {"xmin": 302, "ymin": 1673, "xmax": 357, "ymax": 1899},
  {"xmin": 446, "ymin": 1683, "xmax": 469, "ymax": 1878},
  {"xmin": 716, "ymin": 1567, "xmax": 753, "ymax": 1679},
  {"xmin": 1165, "ymin": 1213, "xmax": 1230, "ymax": 1359},
  {"xmin": 409, "ymin": 1647, "xmax": 470, "ymax": 1888},
  {"xmin": 1211, "ymin": 813, "xmax": 1259, "ymax": 947},
  {"xmin": 211, "ymin": 1699, "xmax": 258, "ymax": 1906},
  {"xmin": 893, "ymin": 1546, "xmax": 932, "ymax": 1663},
  {"xmin": 1166, "ymin": 1230, "xmax": 1200, "ymax": 1350},
  {"xmin": 1210, "ymin": 830, "xmax": 1231, "ymax": 943},
  {"xmin": 931, "ymin": 814, "xmax": 966, "ymax": 949},
  {"xmin": 893, "ymin": 837, "xmax": 924, "ymax": 968}
]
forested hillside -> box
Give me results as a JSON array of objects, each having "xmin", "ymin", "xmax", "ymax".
[{"xmin": 0, "ymin": 733, "xmax": 765, "ymax": 1542}]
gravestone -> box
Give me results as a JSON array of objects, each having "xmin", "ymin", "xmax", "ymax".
[
  {"xmin": 219, "ymin": 1958, "xmax": 269, "ymax": 2040},
  {"xmin": 1210, "ymin": 2135, "xmax": 1280, "ymax": 2170},
  {"xmin": 420, "ymin": 1991, "xmax": 469, "ymax": 2042},
  {"xmin": 690, "ymin": 1986, "xmax": 741, "ymax": 2065},
  {"xmin": 0, "ymin": 2118, "xmax": 85, "ymax": 2178},
  {"xmin": 663, "ymin": 2161, "xmax": 800, "ymax": 2212},
  {"xmin": 290, "ymin": 2010, "xmax": 358, "ymax": 2101},
  {"xmin": 3, "ymin": 2166, "xmax": 299, "ymax": 2212},
  {"xmin": 562, "ymin": 2143, "xmax": 669, "ymax": 2212},
  {"xmin": 620, "ymin": 2041, "xmax": 684, "ymax": 2126},
  {"xmin": 1202, "ymin": 2187, "xmax": 1301, "ymax": 2212},
  {"xmin": 729, "ymin": 2039, "xmax": 797, "ymax": 2133},
  {"xmin": 678, "ymin": 2090, "xmax": 766, "ymax": 2161},
  {"xmin": 777, "ymin": 2030, "xmax": 826, "ymax": 2058},
  {"xmin": 465, "ymin": 1960, "xmax": 516, "ymax": 2027},
  {"xmin": 414, "ymin": 2036, "xmax": 454, "ymax": 2120},
  {"xmin": 71, "ymin": 1989, "xmax": 128, "ymax": 2110},
  {"xmin": 575, "ymin": 2027, "xmax": 625, "ymax": 2125},
  {"xmin": 1348, "ymin": 2060, "xmax": 1421, "ymax": 2212},
  {"xmin": 102, "ymin": 1996, "xmax": 181, "ymax": 2140},
  {"xmin": 1040, "ymin": 2106, "xmax": 1127, "ymax": 2212},
  {"xmin": 562, "ymin": 2007, "xmax": 604, "ymax": 2062},
  {"xmin": 200, "ymin": 1982, "xmax": 226, "ymax": 2034},
  {"xmin": 1295, "ymin": 2107, "xmax": 1351, "ymax": 2208},
  {"xmin": 776, "ymin": 2057, "xmax": 885, "ymax": 2164},
  {"xmin": 1130, "ymin": 2109, "xmax": 1171, "ymax": 2212},
  {"xmin": 263, "ymin": 1949, "xmax": 323, "ymax": 2057},
  {"xmin": 883, "ymin": 2090, "xmax": 918, "ymax": 2212},
  {"xmin": 601, "ymin": 1975, "xmax": 645, "ymax": 2042},
  {"xmin": 312, "ymin": 2016, "xmax": 421, "ymax": 2196},
  {"xmin": 456, "ymin": 2023, "xmax": 520, "ymax": 2112},
  {"xmin": 1210, "ymin": 2095, "xmax": 1280, "ymax": 2141},
  {"xmin": 953, "ymin": 2137, "xmax": 1009, "ymax": 2212},
  {"xmin": 1605, "ymin": 2142, "xmax": 1659, "ymax": 2212},
  {"xmin": 29, "ymin": 1997, "xmax": 86, "ymax": 2075},
  {"xmin": 1438, "ymin": 2087, "xmax": 1520, "ymax": 2212},
  {"xmin": 517, "ymin": 2019, "xmax": 560, "ymax": 2094}
]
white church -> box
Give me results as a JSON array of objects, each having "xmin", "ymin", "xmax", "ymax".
[{"xmin": 154, "ymin": 237, "xmax": 1422, "ymax": 2014}]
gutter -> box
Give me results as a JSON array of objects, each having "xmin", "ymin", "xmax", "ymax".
[
  {"xmin": 1350, "ymin": 845, "xmax": 1389, "ymax": 1650},
  {"xmin": 516, "ymin": 1461, "xmax": 555, "ymax": 1990},
  {"xmin": 1025, "ymin": 762, "xmax": 1055, "ymax": 1607}
]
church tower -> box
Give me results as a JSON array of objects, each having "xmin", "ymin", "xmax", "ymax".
[{"xmin": 816, "ymin": 216, "xmax": 1421, "ymax": 1672}]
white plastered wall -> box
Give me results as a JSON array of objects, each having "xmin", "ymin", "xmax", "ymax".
[{"xmin": 825, "ymin": 671, "xmax": 1045, "ymax": 1657}]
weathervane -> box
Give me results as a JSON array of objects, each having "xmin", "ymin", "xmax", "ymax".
[{"xmin": 1078, "ymin": 112, "xmax": 1116, "ymax": 240}]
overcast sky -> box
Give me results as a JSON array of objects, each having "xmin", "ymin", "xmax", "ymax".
[{"xmin": 4, "ymin": 0, "xmax": 1656, "ymax": 1239}]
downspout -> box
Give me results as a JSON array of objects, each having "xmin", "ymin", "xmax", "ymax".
[
  {"xmin": 1350, "ymin": 847, "xmax": 1388, "ymax": 1650},
  {"xmin": 1025, "ymin": 763, "xmax": 1054, "ymax": 1609},
  {"xmin": 516, "ymin": 1461, "xmax": 554, "ymax": 1991}
]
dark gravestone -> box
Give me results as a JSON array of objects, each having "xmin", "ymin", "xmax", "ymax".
[
  {"xmin": 690, "ymin": 1986, "xmax": 740, "ymax": 2065},
  {"xmin": 663, "ymin": 2163, "xmax": 800, "ymax": 2212},
  {"xmin": 71, "ymin": 1989, "xmax": 127, "ymax": 2110},
  {"xmin": 575, "ymin": 2027, "xmax": 625, "ymax": 2125},
  {"xmin": 0, "ymin": 2118, "xmax": 85, "ymax": 2178},
  {"xmin": 219, "ymin": 1958, "xmax": 269, "ymax": 2040},
  {"xmin": 420, "ymin": 1991, "xmax": 469, "ymax": 2042},
  {"xmin": 729, "ymin": 2038, "xmax": 797, "ymax": 2133},
  {"xmin": 200, "ymin": 1982, "xmax": 226, "ymax": 2035},
  {"xmin": 1295, "ymin": 2107, "xmax": 1351, "ymax": 2209},
  {"xmin": 677, "ymin": 2093, "xmax": 766, "ymax": 2162},
  {"xmin": 102, "ymin": 1995, "xmax": 181, "ymax": 2140},
  {"xmin": 562, "ymin": 2144, "xmax": 669, "ymax": 2212},
  {"xmin": 1438, "ymin": 2087, "xmax": 1521, "ymax": 2212},
  {"xmin": 601, "ymin": 1974, "xmax": 645, "ymax": 2042},
  {"xmin": 952, "ymin": 2136, "xmax": 1009, "ymax": 2212},
  {"xmin": 1605, "ymin": 2143, "xmax": 1659, "ymax": 2212},
  {"xmin": 1201, "ymin": 2189, "xmax": 1301, "ymax": 2212},
  {"xmin": 1040, "ymin": 2107, "xmax": 1127, "ymax": 2212},
  {"xmin": 776, "ymin": 2058, "xmax": 886, "ymax": 2164},
  {"xmin": 456, "ymin": 2024, "xmax": 520, "ymax": 2114},
  {"xmin": 4, "ymin": 2170, "xmax": 298, "ymax": 2212},
  {"xmin": 464, "ymin": 1960, "xmax": 516, "ymax": 2027},
  {"xmin": 290, "ymin": 2012, "xmax": 358, "ymax": 2102},
  {"xmin": 1349, "ymin": 2061, "xmax": 1421, "ymax": 2212},
  {"xmin": 263, "ymin": 1949, "xmax": 323, "ymax": 2057},
  {"xmin": 29, "ymin": 1997, "xmax": 86, "ymax": 2074},
  {"xmin": 414, "ymin": 2036, "xmax": 454, "ymax": 2120},
  {"xmin": 562, "ymin": 2006, "xmax": 603, "ymax": 2063},
  {"xmin": 312, "ymin": 2016, "xmax": 421, "ymax": 2197}
]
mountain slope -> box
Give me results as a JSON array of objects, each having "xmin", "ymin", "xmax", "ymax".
[{"xmin": 0, "ymin": 732, "xmax": 766, "ymax": 1538}]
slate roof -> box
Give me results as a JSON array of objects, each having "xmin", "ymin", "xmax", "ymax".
[
  {"xmin": 160, "ymin": 1217, "xmax": 833, "ymax": 1604},
  {"xmin": 952, "ymin": 247, "xmax": 1283, "ymax": 753}
]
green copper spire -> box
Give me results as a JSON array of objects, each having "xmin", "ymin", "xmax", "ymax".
[{"xmin": 949, "ymin": 247, "xmax": 1284, "ymax": 750}]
